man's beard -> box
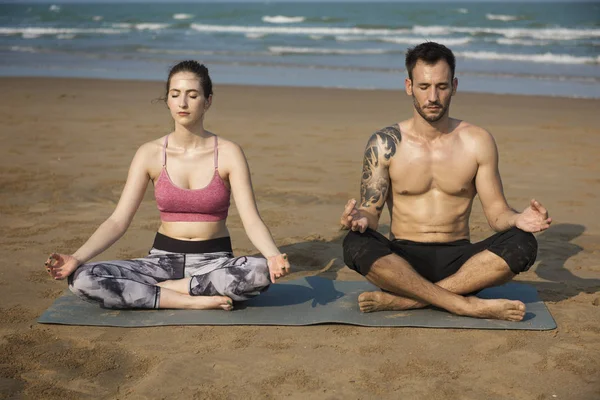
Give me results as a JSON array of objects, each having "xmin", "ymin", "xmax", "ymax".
[{"xmin": 412, "ymin": 95, "xmax": 450, "ymax": 123}]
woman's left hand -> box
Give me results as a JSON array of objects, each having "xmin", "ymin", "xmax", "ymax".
[{"xmin": 267, "ymin": 253, "xmax": 290, "ymax": 282}]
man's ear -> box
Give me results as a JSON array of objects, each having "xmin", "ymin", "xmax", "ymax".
[
  {"xmin": 405, "ymin": 77, "xmax": 413, "ymax": 96},
  {"xmin": 452, "ymin": 77, "xmax": 458, "ymax": 95}
]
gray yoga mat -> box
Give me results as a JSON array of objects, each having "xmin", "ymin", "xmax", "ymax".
[{"xmin": 38, "ymin": 277, "xmax": 556, "ymax": 330}]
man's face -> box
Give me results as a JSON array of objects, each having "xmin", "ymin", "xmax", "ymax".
[{"xmin": 406, "ymin": 60, "xmax": 457, "ymax": 123}]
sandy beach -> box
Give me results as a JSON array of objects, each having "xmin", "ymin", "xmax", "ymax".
[{"xmin": 1, "ymin": 77, "xmax": 599, "ymax": 399}]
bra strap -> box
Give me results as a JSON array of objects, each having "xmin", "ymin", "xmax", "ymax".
[
  {"xmin": 162, "ymin": 135, "xmax": 169, "ymax": 167},
  {"xmin": 213, "ymin": 135, "xmax": 218, "ymax": 170}
]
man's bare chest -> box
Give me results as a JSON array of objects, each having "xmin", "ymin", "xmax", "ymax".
[{"xmin": 388, "ymin": 144, "xmax": 478, "ymax": 197}]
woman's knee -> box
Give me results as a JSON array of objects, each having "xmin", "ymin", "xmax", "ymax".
[
  {"xmin": 189, "ymin": 256, "xmax": 270, "ymax": 301},
  {"xmin": 68, "ymin": 264, "xmax": 103, "ymax": 303},
  {"xmin": 69, "ymin": 262, "xmax": 160, "ymax": 309},
  {"xmin": 224, "ymin": 257, "xmax": 271, "ymax": 301}
]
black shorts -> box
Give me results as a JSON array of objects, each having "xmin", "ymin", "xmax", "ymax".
[{"xmin": 343, "ymin": 227, "xmax": 537, "ymax": 282}]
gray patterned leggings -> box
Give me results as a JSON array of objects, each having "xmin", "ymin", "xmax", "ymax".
[{"xmin": 68, "ymin": 248, "xmax": 271, "ymax": 309}]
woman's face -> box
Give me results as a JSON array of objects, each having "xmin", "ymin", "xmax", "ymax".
[{"xmin": 166, "ymin": 71, "xmax": 211, "ymax": 127}]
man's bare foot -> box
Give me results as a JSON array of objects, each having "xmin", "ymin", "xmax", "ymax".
[
  {"xmin": 358, "ymin": 291, "xmax": 427, "ymax": 313},
  {"xmin": 189, "ymin": 295, "xmax": 233, "ymax": 311},
  {"xmin": 462, "ymin": 297, "xmax": 526, "ymax": 321}
]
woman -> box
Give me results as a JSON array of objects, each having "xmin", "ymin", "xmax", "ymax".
[{"xmin": 44, "ymin": 61, "xmax": 290, "ymax": 311}]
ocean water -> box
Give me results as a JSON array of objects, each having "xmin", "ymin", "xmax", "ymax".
[{"xmin": 1, "ymin": 1, "xmax": 599, "ymax": 98}]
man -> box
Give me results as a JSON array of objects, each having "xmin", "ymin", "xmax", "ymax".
[{"xmin": 340, "ymin": 42, "xmax": 551, "ymax": 321}]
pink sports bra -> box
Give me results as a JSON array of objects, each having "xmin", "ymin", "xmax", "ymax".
[{"xmin": 154, "ymin": 135, "xmax": 230, "ymax": 222}]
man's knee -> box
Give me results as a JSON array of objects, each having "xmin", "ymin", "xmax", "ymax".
[
  {"xmin": 491, "ymin": 228, "xmax": 538, "ymax": 274},
  {"xmin": 513, "ymin": 228, "xmax": 538, "ymax": 273},
  {"xmin": 343, "ymin": 229, "xmax": 392, "ymax": 276}
]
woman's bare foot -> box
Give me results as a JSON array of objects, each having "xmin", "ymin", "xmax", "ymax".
[
  {"xmin": 462, "ymin": 297, "xmax": 526, "ymax": 321},
  {"xmin": 358, "ymin": 291, "xmax": 427, "ymax": 313},
  {"xmin": 159, "ymin": 289, "xmax": 233, "ymax": 311},
  {"xmin": 193, "ymin": 296, "xmax": 233, "ymax": 311}
]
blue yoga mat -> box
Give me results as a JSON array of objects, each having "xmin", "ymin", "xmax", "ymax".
[{"xmin": 38, "ymin": 277, "xmax": 556, "ymax": 330}]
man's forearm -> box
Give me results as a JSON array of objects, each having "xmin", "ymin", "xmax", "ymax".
[{"xmin": 491, "ymin": 208, "xmax": 519, "ymax": 232}]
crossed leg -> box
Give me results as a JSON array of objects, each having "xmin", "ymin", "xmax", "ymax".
[
  {"xmin": 358, "ymin": 250, "xmax": 525, "ymax": 321},
  {"xmin": 359, "ymin": 250, "xmax": 514, "ymax": 311},
  {"xmin": 69, "ymin": 260, "xmax": 232, "ymax": 311},
  {"xmin": 157, "ymin": 255, "xmax": 270, "ymax": 307}
]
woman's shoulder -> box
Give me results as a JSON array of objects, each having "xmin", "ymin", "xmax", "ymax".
[
  {"xmin": 212, "ymin": 135, "xmax": 248, "ymax": 173},
  {"xmin": 142, "ymin": 135, "xmax": 169, "ymax": 152},
  {"xmin": 131, "ymin": 135, "xmax": 168, "ymax": 164},
  {"xmin": 214, "ymin": 135, "xmax": 244, "ymax": 156}
]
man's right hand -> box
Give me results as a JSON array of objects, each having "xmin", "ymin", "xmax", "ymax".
[{"xmin": 340, "ymin": 199, "xmax": 369, "ymax": 233}]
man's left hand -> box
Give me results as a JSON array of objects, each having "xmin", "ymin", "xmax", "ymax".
[{"xmin": 515, "ymin": 199, "xmax": 552, "ymax": 233}]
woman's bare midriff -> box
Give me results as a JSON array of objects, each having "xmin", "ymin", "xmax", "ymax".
[{"xmin": 158, "ymin": 220, "xmax": 230, "ymax": 241}]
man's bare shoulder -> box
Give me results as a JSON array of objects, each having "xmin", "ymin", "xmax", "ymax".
[
  {"xmin": 454, "ymin": 121, "xmax": 495, "ymax": 151},
  {"xmin": 454, "ymin": 121, "xmax": 498, "ymax": 164},
  {"xmin": 369, "ymin": 123, "xmax": 402, "ymax": 142},
  {"xmin": 365, "ymin": 123, "xmax": 403, "ymax": 162},
  {"xmin": 454, "ymin": 120, "xmax": 492, "ymax": 141}
]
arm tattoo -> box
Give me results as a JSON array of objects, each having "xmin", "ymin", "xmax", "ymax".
[{"xmin": 360, "ymin": 125, "xmax": 401, "ymax": 213}]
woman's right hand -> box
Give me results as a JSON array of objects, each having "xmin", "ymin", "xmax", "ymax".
[{"xmin": 45, "ymin": 253, "xmax": 81, "ymax": 280}]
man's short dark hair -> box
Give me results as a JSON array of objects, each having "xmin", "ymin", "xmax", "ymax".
[{"xmin": 405, "ymin": 42, "xmax": 456, "ymax": 80}]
